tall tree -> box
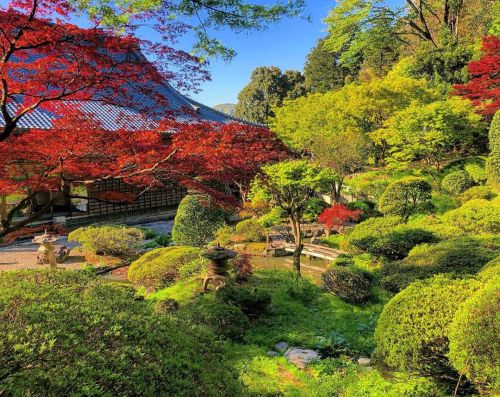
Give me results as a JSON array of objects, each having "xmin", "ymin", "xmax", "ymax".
[
  {"xmin": 251, "ymin": 160, "xmax": 335, "ymax": 275},
  {"xmin": 234, "ymin": 66, "xmax": 306, "ymax": 124},
  {"xmin": 303, "ymin": 37, "xmax": 358, "ymax": 93},
  {"xmin": 454, "ymin": 36, "xmax": 500, "ymax": 117}
]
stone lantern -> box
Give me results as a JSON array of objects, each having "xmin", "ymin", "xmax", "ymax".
[
  {"xmin": 202, "ymin": 246, "xmax": 237, "ymax": 291},
  {"xmin": 33, "ymin": 230, "xmax": 60, "ymax": 268}
]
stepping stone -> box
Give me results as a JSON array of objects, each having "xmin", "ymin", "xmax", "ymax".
[
  {"xmin": 285, "ymin": 347, "xmax": 321, "ymax": 369},
  {"xmin": 274, "ymin": 341, "xmax": 289, "ymax": 353},
  {"xmin": 267, "ymin": 351, "xmax": 279, "ymax": 357},
  {"xmin": 357, "ymin": 357, "xmax": 372, "ymax": 366}
]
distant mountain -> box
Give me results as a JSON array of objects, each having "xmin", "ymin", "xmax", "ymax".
[{"xmin": 213, "ymin": 103, "xmax": 236, "ymax": 116}]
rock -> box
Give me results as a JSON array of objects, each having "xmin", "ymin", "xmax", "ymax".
[
  {"xmin": 274, "ymin": 341, "xmax": 289, "ymax": 353},
  {"xmin": 285, "ymin": 347, "xmax": 321, "ymax": 369},
  {"xmin": 267, "ymin": 351, "xmax": 279, "ymax": 357},
  {"xmin": 233, "ymin": 244, "xmax": 247, "ymax": 252},
  {"xmin": 357, "ymin": 357, "xmax": 372, "ymax": 366}
]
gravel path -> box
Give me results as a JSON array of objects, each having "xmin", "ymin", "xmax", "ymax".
[{"xmin": 0, "ymin": 220, "xmax": 173, "ymax": 271}]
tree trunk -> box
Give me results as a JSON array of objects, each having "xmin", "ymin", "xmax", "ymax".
[{"xmin": 289, "ymin": 216, "xmax": 303, "ymax": 276}]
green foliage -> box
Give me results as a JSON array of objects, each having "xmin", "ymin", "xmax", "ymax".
[
  {"xmin": 0, "ymin": 270, "xmax": 242, "ymax": 396},
  {"xmin": 213, "ymin": 225, "xmax": 235, "ymax": 246},
  {"xmin": 348, "ymin": 216, "xmax": 437, "ymax": 260},
  {"xmin": 449, "ymin": 279, "xmax": 500, "ymax": 394},
  {"xmin": 68, "ymin": 224, "xmax": 145, "ymax": 258},
  {"xmin": 215, "ymin": 284, "xmax": 271, "ymax": 318},
  {"xmin": 286, "ymin": 274, "xmax": 323, "ymax": 305},
  {"xmin": 128, "ymin": 246, "xmax": 205, "ymax": 289},
  {"xmin": 332, "ymin": 253, "xmax": 355, "ymax": 267},
  {"xmin": 381, "ymin": 237, "xmax": 499, "ymax": 292},
  {"xmin": 172, "ymin": 194, "xmax": 228, "ymax": 247},
  {"xmin": 185, "ymin": 300, "xmax": 250, "ymax": 341},
  {"xmin": 303, "ymin": 37, "xmax": 356, "ymax": 93},
  {"xmin": 442, "ymin": 197, "xmax": 500, "ymax": 235},
  {"xmin": 487, "ymin": 111, "xmax": 500, "ymax": 185},
  {"xmin": 441, "ymin": 170, "xmax": 473, "ymax": 195},
  {"xmin": 464, "ymin": 162, "xmax": 487, "ymax": 184},
  {"xmin": 347, "ymin": 200, "xmax": 379, "ymax": 221},
  {"xmin": 478, "ymin": 256, "xmax": 500, "ymax": 282},
  {"xmin": 378, "ymin": 177, "xmax": 432, "ymax": 221},
  {"xmin": 257, "ymin": 206, "xmax": 284, "ymax": 228},
  {"xmin": 323, "ymin": 267, "xmax": 372, "ymax": 304},
  {"xmin": 376, "ymin": 97, "xmax": 484, "ymax": 171},
  {"xmin": 234, "ymin": 66, "xmax": 306, "ymax": 124},
  {"xmin": 460, "ymin": 185, "xmax": 497, "ymax": 203},
  {"xmin": 375, "ymin": 275, "xmax": 480, "ymax": 378},
  {"xmin": 235, "ymin": 219, "xmax": 264, "ymax": 242}
]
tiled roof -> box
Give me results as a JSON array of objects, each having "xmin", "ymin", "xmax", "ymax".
[{"xmin": 0, "ymin": 80, "xmax": 252, "ymax": 131}]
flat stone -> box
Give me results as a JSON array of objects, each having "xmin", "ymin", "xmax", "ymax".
[
  {"xmin": 357, "ymin": 357, "xmax": 372, "ymax": 366},
  {"xmin": 285, "ymin": 347, "xmax": 321, "ymax": 369},
  {"xmin": 267, "ymin": 351, "xmax": 279, "ymax": 357},
  {"xmin": 274, "ymin": 341, "xmax": 289, "ymax": 353}
]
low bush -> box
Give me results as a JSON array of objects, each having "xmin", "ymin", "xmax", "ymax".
[
  {"xmin": 347, "ymin": 200, "xmax": 379, "ymax": 221},
  {"xmin": 0, "ymin": 270, "xmax": 242, "ymax": 396},
  {"xmin": 478, "ymin": 255, "xmax": 500, "ymax": 281},
  {"xmin": 68, "ymin": 224, "xmax": 145, "ymax": 258},
  {"xmin": 235, "ymin": 219, "xmax": 264, "ymax": 242},
  {"xmin": 464, "ymin": 162, "xmax": 487, "ymax": 184},
  {"xmin": 381, "ymin": 237, "xmax": 498, "ymax": 292},
  {"xmin": 449, "ymin": 280, "xmax": 500, "ymax": 394},
  {"xmin": 374, "ymin": 275, "xmax": 480, "ymax": 379},
  {"xmin": 186, "ymin": 300, "xmax": 250, "ymax": 341},
  {"xmin": 216, "ymin": 284, "xmax": 271, "ymax": 318},
  {"xmin": 128, "ymin": 246, "xmax": 204, "ymax": 290},
  {"xmin": 331, "ymin": 253, "xmax": 355, "ymax": 267},
  {"xmin": 348, "ymin": 216, "xmax": 437, "ymax": 260},
  {"xmin": 213, "ymin": 225, "xmax": 235, "ymax": 246},
  {"xmin": 230, "ymin": 253, "xmax": 253, "ymax": 283},
  {"xmin": 286, "ymin": 274, "xmax": 323, "ymax": 305},
  {"xmin": 171, "ymin": 194, "xmax": 228, "ymax": 247},
  {"xmin": 441, "ymin": 170, "xmax": 474, "ymax": 195},
  {"xmin": 323, "ymin": 267, "xmax": 372, "ymax": 304},
  {"xmin": 460, "ymin": 185, "xmax": 497, "ymax": 203},
  {"xmin": 442, "ymin": 198, "xmax": 500, "ymax": 235}
]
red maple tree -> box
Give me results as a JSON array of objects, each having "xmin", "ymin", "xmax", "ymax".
[
  {"xmin": 0, "ymin": 0, "xmax": 208, "ymax": 142},
  {"xmin": 318, "ymin": 204, "xmax": 362, "ymax": 235},
  {"xmin": 454, "ymin": 36, "xmax": 500, "ymax": 117},
  {"xmin": 0, "ymin": 113, "xmax": 287, "ymax": 238}
]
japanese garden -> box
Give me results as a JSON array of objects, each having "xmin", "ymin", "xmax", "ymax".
[{"xmin": 0, "ymin": 0, "xmax": 498, "ymax": 396}]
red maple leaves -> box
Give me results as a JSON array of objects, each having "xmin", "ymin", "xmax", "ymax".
[
  {"xmin": 318, "ymin": 204, "xmax": 362, "ymax": 235},
  {"xmin": 454, "ymin": 36, "xmax": 500, "ymax": 116}
]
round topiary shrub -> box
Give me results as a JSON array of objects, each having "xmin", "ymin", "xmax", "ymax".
[
  {"xmin": 374, "ymin": 275, "xmax": 480, "ymax": 378},
  {"xmin": 441, "ymin": 170, "xmax": 474, "ymax": 195},
  {"xmin": 68, "ymin": 224, "xmax": 145, "ymax": 258},
  {"xmin": 478, "ymin": 255, "xmax": 500, "ymax": 282},
  {"xmin": 331, "ymin": 253, "xmax": 355, "ymax": 267},
  {"xmin": 442, "ymin": 197, "xmax": 500, "ymax": 235},
  {"xmin": 460, "ymin": 185, "xmax": 497, "ymax": 203},
  {"xmin": 215, "ymin": 284, "xmax": 271, "ymax": 318},
  {"xmin": 186, "ymin": 301, "xmax": 250, "ymax": 341},
  {"xmin": 0, "ymin": 270, "xmax": 242, "ymax": 396},
  {"xmin": 381, "ymin": 237, "xmax": 498, "ymax": 292},
  {"xmin": 172, "ymin": 194, "xmax": 228, "ymax": 247},
  {"xmin": 235, "ymin": 219, "xmax": 264, "ymax": 242},
  {"xmin": 322, "ymin": 267, "xmax": 372, "ymax": 304},
  {"xmin": 448, "ymin": 280, "xmax": 500, "ymax": 394},
  {"xmin": 348, "ymin": 216, "xmax": 437, "ymax": 260},
  {"xmin": 128, "ymin": 246, "xmax": 204, "ymax": 290}
]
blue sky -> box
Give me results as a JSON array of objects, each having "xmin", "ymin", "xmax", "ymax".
[{"xmin": 187, "ymin": 2, "xmax": 334, "ymax": 106}]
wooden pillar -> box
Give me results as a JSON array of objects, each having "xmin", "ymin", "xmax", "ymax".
[{"xmin": 0, "ymin": 195, "xmax": 7, "ymax": 223}]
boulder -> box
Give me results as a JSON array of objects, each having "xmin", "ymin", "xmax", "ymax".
[
  {"xmin": 357, "ymin": 357, "xmax": 371, "ymax": 366},
  {"xmin": 285, "ymin": 347, "xmax": 321, "ymax": 369},
  {"xmin": 274, "ymin": 341, "xmax": 289, "ymax": 353},
  {"xmin": 267, "ymin": 351, "xmax": 279, "ymax": 358}
]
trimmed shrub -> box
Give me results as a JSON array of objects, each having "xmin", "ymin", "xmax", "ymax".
[
  {"xmin": 0, "ymin": 270, "xmax": 242, "ymax": 396},
  {"xmin": 331, "ymin": 253, "xmax": 355, "ymax": 267},
  {"xmin": 478, "ymin": 256, "xmax": 500, "ymax": 282},
  {"xmin": 460, "ymin": 185, "xmax": 497, "ymax": 203},
  {"xmin": 375, "ymin": 275, "xmax": 480, "ymax": 378},
  {"xmin": 378, "ymin": 177, "xmax": 432, "ymax": 221},
  {"xmin": 213, "ymin": 225, "xmax": 235, "ymax": 247},
  {"xmin": 449, "ymin": 280, "xmax": 500, "ymax": 394},
  {"xmin": 322, "ymin": 267, "xmax": 372, "ymax": 304},
  {"xmin": 347, "ymin": 200, "xmax": 379, "ymax": 221},
  {"xmin": 381, "ymin": 237, "xmax": 498, "ymax": 292},
  {"xmin": 216, "ymin": 284, "xmax": 271, "ymax": 318},
  {"xmin": 128, "ymin": 246, "xmax": 204, "ymax": 290},
  {"xmin": 464, "ymin": 162, "xmax": 487, "ymax": 184},
  {"xmin": 68, "ymin": 224, "xmax": 145, "ymax": 258},
  {"xmin": 186, "ymin": 301, "xmax": 250, "ymax": 341},
  {"xmin": 441, "ymin": 170, "xmax": 473, "ymax": 195},
  {"xmin": 442, "ymin": 198, "xmax": 500, "ymax": 235},
  {"xmin": 172, "ymin": 194, "xmax": 228, "ymax": 247},
  {"xmin": 348, "ymin": 216, "xmax": 437, "ymax": 260},
  {"xmin": 235, "ymin": 219, "xmax": 264, "ymax": 242}
]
